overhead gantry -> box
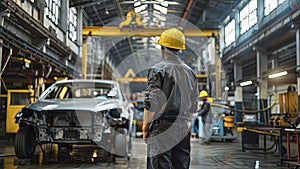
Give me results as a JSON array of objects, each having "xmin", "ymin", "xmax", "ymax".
[{"xmin": 82, "ymin": 10, "xmax": 219, "ymax": 83}]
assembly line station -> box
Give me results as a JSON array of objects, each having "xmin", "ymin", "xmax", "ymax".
[{"xmin": 0, "ymin": 0, "xmax": 300, "ymax": 168}]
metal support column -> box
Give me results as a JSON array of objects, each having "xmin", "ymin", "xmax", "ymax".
[
  {"xmin": 257, "ymin": 0, "xmax": 264, "ymax": 23},
  {"xmin": 210, "ymin": 38, "xmax": 220, "ymax": 99},
  {"xmin": 257, "ymin": 49, "xmax": 268, "ymax": 123},
  {"xmin": 0, "ymin": 14, "xmax": 4, "ymax": 95},
  {"xmin": 77, "ymin": 7, "xmax": 83, "ymax": 66},
  {"xmin": 233, "ymin": 10, "xmax": 242, "ymax": 124},
  {"xmin": 82, "ymin": 39, "xmax": 87, "ymax": 79},
  {"xmin": 234, "ymin": 62, "xmax": 243, "ymax": 123},
  {"xmin": 0, "ymin": 38, "xmax": 2, "ymax": 96},
  {"xmin": 213, "ymin": 37, "xmax": 222, "ymax": 100},
  {"xmin": 296, "ymin": 28, "xmax": 300, "ymax": 113}
]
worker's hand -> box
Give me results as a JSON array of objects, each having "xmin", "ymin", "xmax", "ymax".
[
  {"xmin": 187, "ymin": 121, "xmax": 192, "ymax": 129},
  {"xmin": 143, "ymin": 130, "xmax": 148, "ymax": 143}
]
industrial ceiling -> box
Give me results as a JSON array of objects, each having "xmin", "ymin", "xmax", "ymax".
[{"xmin": 71, "ymin": 0, "xmax": 238, "ymax": 72}]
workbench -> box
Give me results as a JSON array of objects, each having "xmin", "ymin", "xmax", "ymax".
[
  {"xmin": 239, "ymin": 124, "xmax": 283, "ymax": 153},
  {"xmin": 239, "ymin": 124, "xmax": 300, "ymax": 168}
]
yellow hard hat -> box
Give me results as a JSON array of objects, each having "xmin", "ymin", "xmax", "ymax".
[
  {"xmin": 199, "ymin": 90, "xmax": 208, "ymax": 98},
  {"xmin": 158, "ymin": 28, "xmax": 186, "ymax": 50}
]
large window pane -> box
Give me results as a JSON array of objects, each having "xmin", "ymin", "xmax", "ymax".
[
  {"xmin": 264, "ymin": 0, "xmax": 287, "ymax": 16},
  {"xmin": 68, "ymin": 7, "xmax": 77, "ymax": 42},
  {"xmin": 239, "ymin": 0, "xmax": 257, "ymax": 34},
  {"xmin": 225, "ymin": 19, "xmax": 235, "ymax": 46},
  {"xmin": 10, "ymin": 93, "xmax": 29, "ymax": 105},
  {"xmin": 279, "ymin": 0, "xmax": 286, "ymax": 5},
  {"xmin": 46, "ymin": 0, "xmax": 61, "ymax": 25}
]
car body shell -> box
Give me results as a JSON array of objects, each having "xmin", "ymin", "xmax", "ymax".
[{"xmin": 15, "ymin": 80, "xmax": 134, "ymax": 145}]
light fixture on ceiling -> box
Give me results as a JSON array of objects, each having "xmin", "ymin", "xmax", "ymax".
[
  {"xmin": 161, "ymin": 1, "xmax": 168, "ymax": 7},
  {"xmin": 153, "ymin": 4, "xmax": 167, "ymax": 14},
  {"xmin": 240, "ymin": 80, "xmax": 252, "ymax": 87},
  {"xmin": 134, "ymin": 1, "xmax": 141, "ymax": 7},
  {"xmin": 134, "ymin": 4, "xmax": 147, "ymax": 13},
  {"xmin": 105, "ymin": 8, "xmax": 109, "ymax": 15},
  {"xmin": 268, "ymin": 71, "xmax": 288, "ymax": 79},
  {"xmin": 166, "ymin": 1, "xmax": 179, "ymax": 5},
  {"xmin": 153, "ymin": 13, "xmax": 166, "ymax": 21}
]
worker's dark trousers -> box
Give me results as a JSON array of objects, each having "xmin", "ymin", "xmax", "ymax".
[{"xmin": 146, "ymin": 123, "xmax": 191, "ymax": 169}]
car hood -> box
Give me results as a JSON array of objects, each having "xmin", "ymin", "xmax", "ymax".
[{"xmin": 26, "ymin": 99, "xmax": 123, "ymax": 112}]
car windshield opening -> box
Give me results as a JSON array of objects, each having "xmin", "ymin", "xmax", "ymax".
[{"xmin": 43, "ymin": 82, "xmax": 119, "ymax": 100}]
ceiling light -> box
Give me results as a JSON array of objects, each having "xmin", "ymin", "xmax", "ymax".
[
  {"xmin": 161, "ymin": 1, "xmax": 168, "ymax": 7},
  {"xmin": 134, "ymin": 6, "xmax": 141, "ymax": 12},
  {"xmin": 135, "ymin": 5, "xmax": 147, "ymax": 13},
  {"xmin": 166, "ymin": 1, "xmax": 179, "ymax": 5},
  {"xmin": 134, "ymin": 1, "xmax": 141, "ymax": 7},
  {"xmin": 92, "ymin": 150, "xmax": 97, "ymax": 158},
  {"xmin": 151, "ymin": 36, "xmax": 159, "ymax": 42},
  {"xmin": 240, "ymin": 80, "xmax": 252, "ymax": 87},
  {"xmin": 268, "ymin": 71, "xmax": 288, "ymax": 78},
  {"xmin": 153, "ymin": 4, "xmax": 167, "ymax": 14},
  {"xmin": 153, "ymin": 10, "xmax": 160, "ymax": 14},
  {"xmin": 153, "ymin": 13, "xmax": 166, "ymax": 21},
  {"xmin": 141, "ymin": 4, "xmax": 147, "ymax": 10},
  {"xmin": 153, "ymin": 4, "xmax": 160, "ymax": 10},
  {"xmin": 105, "ymin": 8, "xmax": 109, "ymax": 15}
]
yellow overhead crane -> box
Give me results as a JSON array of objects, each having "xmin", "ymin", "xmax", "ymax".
[
  {"xmin": 115, "ymin": 68, "xmax": 147, "ymax": 82},
  {"xmin": 82, "ymin": 26, "xmax": 219, "ymax": 37},
  {"xmin": 82, "ymin": 10, "xmax": 219, "ymax": 80},
  {"xmin": 82, "ymin": 10, "xmax": 219, "ymax": 37}
]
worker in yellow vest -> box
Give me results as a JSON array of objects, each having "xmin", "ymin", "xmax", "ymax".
[{"xmin": 198, "ymin": 90, "xmax": 212, "ymax": 144}]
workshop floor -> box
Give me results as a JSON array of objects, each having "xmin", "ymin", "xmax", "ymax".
[{"xmin": 0, "ymin": 135, "xmax": 291, "ymax": 169}]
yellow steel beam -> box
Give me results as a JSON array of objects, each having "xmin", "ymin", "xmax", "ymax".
[
  {"xmin": 115, "ymin": 77, "xmax": 147, "ymax": 82},
  {"xmin": 82, "ymin": 26, "xmax": 218, "ymax": 37},
  {"xmin": 196, "ymin": 74, "xmax": 207, "ymax": 78}
]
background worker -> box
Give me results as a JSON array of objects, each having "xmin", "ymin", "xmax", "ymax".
[
  {"xmin": 198, "ymin": 90, "xmax": 212, "ymax": 144},
  {"xmin": 143, "ymin": 28, "xmax": 198, "ymax": 169}
]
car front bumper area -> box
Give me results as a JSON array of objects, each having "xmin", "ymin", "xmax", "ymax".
[{"xmin": 37, "ymin": 125, "xmax": 115, "ymax": 144}]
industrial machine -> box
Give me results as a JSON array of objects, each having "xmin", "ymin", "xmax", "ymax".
[
  {"xmin": 6, "ymin": 89, "xmax": 34, "ymax": 133},
  {"xmin": 269, "ymin": 89, "xmax": 298, "ymax": 127},
  {"xmin": 210, "ymin": 106, "xmax": 237, "ymax": 141},
  {"xmin": 193, "ymin": 102, "xmax": 237, "ymax": 141}
]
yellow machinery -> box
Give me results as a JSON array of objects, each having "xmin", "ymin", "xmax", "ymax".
[
  {"xmin": 269, "ymin": 91, "xmax": 298, "ymax": 127},
  {"xmin": 6, "ymin": 89, "xmax": 34, "ymax": 133},
  {"xmin": 196, "ymin": 74, "xmax": 207, "ymax": 90}
]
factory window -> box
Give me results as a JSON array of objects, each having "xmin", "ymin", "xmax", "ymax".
[
  {"xmin": 10, "ymin": 93, "xmax": 29, "ymax": 105},
  {"xmin": 45, "ymin": 0, "xmax": 61, "ymax": 25},
  {"xmin": 68, "ymin": 7, "xmax": 77, "ymax": 42},
  {"xmin": 239, "ymin": 0, "xmax": 257, "ymax": 34},
  {"xmin": 264, "ymin": 0, "xmax": 287, "ymax": 16},
  {"xmin": 225, "ymin": 19, "xmax": 235, "ymax": 46}
]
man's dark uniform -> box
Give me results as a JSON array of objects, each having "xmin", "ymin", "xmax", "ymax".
[{"xmin": 144, "ymin": 50, "xmax": 198, "ymax": 169}]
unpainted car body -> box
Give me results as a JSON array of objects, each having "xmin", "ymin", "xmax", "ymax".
[{"xmin": 14, "ymin": 80, "xmax": 133, "ymax": 160}]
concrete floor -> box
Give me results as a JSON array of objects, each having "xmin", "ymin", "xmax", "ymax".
[{"xmin": 0, "ymin": 136, "xmax": 292, "ymax": 169}]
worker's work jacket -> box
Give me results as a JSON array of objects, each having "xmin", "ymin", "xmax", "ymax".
[
  {"xmin": 198, "ymin": 100, "xmax": 211, "ymax": 123},
  {"xmin": 144, "ymin": 55, "xmax": 198, "ymax": 131}
]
